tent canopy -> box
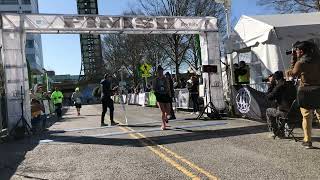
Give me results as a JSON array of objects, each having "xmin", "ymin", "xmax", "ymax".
[
  {"xmin": 234, "ymin": 12, "xmax": 320, "ymax": 47},
  {"xmin": 232, "ymin": 12, "xmax": 320, "ymax": 82}
]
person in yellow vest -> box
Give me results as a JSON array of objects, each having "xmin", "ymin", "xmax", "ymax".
[
  {"xmin": 51, "ymin": 87, "xmax": 64, "ymax": 118},
  {"xmin": 238, "ymin": 61, "xmax": 250, "ymax": 84}
]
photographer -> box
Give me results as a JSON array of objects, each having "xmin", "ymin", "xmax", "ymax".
[
  {"xmin": 265, "ymin": 71, "xmax": 296, "ymax": 138},
  {"xmin": 286, "ymin": 41, "xmax": 320, "ymax": 149}
]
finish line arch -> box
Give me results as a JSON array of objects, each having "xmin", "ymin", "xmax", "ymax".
[{"xmin": 0, "ymin": 13, "xmax": 225, "ymax": 131}]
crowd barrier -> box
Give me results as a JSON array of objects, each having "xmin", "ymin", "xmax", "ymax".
[{"xmin": 112, "ymin": 88, "xmax": 194, "ymax": 109}]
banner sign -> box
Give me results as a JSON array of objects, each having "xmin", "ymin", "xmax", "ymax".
[
  {"xmin": 1, "ymin": 14, "xmax": 218, "ymax": 34},
  {"xmin": 177, "ymin": 88, "xmax": 190, "ymax": 109},
  {"xmin": 232, "ymin": 85, "xmax": 271, "ymax": 122}
]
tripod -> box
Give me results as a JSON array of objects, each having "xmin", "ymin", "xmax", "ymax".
[
  {"xmin": 10, "ymin": 86, "xmax": 32, "ymax": 137},
  {"xmin": 197, "ymin": 73, "xmax": 220, "ymax": 120}
]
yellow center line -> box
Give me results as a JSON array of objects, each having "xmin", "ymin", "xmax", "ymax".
[
  {"xmin": 120, "ymin": 124, "xmax": 219, "ymax": 180},
  {"xmin": 118, "ymin": 126, "xmax": 200, "ymax": 180}
]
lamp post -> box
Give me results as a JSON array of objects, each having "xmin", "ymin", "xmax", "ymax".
[
  {"xmin": 215, "ymin": 0, "xmax": 235, "ymax": 115},
  {"xmin": 215, "ymin": 0, "xmax": 234, "ymax": 86}
]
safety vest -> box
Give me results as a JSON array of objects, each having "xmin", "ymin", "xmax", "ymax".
[
  {"xmin": 238, "ymin": 66, "xmax": 250, "ymax": 84},
  {"xmin": 51, "ymin": 91, "xmax": 63, "ymax": 105}
]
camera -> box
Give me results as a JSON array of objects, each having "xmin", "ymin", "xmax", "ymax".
[
  {"xmin": 286, "ymin": 50, "xmax": 293, "ymax": 55},
  {"xmin": 262, "ymin": 74, "xmax": 273, "ymax": 83},
  {"xmin": 262, "ymin": 78, "xmax": 269, "ymax": 82}
]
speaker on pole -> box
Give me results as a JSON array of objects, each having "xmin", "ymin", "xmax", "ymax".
[{"xmin": 202, "ymin": 65, "xmax": 218, "ymax": 73}]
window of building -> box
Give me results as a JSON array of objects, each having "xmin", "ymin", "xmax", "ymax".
[
  {"xmin": 0, "ymin": 0, "xmax": 18, "ymax": 5},
  {"xmin": 26, "ymin": 40, "xmax": 34, "ymax": 48},
  {"xmin": 22, "ymin": 0, "xmax": 30, "ymax": 4}
]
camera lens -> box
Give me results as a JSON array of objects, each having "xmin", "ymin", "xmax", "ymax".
[{"xmin": 286, "ymin": 50, "xmax": 293, "ymax": 55}]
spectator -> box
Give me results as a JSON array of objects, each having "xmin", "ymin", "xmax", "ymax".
[
  {"xmin": 237, "ymin": 61, "xmax": 250, "ymax": 84},
  {"xmin": 188, "ymin": 75, "xmax": 200, "ymax": 115},
  {"xmin": 165, "ymin": 72, "xmax": 176, "ymax": 120},
  {"xmin": 265, "ymin": 71, "xmax": 296, "ymax": 138},
  {"xmin": 180, "ymin": 78, "xmax": 187, "ymax": 88},
  {"xmin": 31, "ymin": 98, "xmax": 44, "ymax": 133},
  {"xmin": 34, "ymin": 84, "xmax": 47, "ymax": 131},
  {"xmin": 286, "ymin": 41, "xmax": 320, "ymax": 149},
  {"xmin": 173, "ymin": 76, "xmax": 179, "ymax": 89}
]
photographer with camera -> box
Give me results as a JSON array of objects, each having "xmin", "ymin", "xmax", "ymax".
[
  {"xmin": 265, "ymin": 71, "xmax": 296, "ymax": 138},
  {"xmin": 286, "ymin": 41, "xmax": 320, "ymax": 149}
]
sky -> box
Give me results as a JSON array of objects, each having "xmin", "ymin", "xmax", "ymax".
[{"xmin": 38, "ymin": 0, "xmax": 274, "ymax": 75}]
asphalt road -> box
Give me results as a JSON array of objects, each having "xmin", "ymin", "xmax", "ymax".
[{"xmin": 1, "ymin": 104, "xmax": 320, "ymax": 180}]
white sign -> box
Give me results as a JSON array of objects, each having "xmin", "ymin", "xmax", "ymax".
[{"xmin": 1, "ymin": 14, "xmax": 218, "ymax": 34}]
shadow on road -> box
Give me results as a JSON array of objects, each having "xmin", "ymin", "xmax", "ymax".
[
  {"xmin": 0, "ymin": 108, "xmax": 69, "ymax": 180},
  {"xmin": 0, "ymin": 138, "xmax": 39, "ymax": 180},
  {"xmin": 38, "ymin": 124, "xmax": 268, "ymax": 147}
]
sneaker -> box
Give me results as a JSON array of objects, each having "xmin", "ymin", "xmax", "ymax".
[
  {"xmin": 101, "ymin": 123, "xmax": 108, "ymax": 127},
  {"xmin": 110, "ymin": 121, "xmax": 118, "ymax": 126},
  {"xmin": 268, "ymin": 133, "xmax": 276, "ymax": 139},
  {"xmin": 301, "ymin": 141, "xmax": 313, "ymax": 149},
  {"xmin": 161, "ymin": 126, "xmax": 167, "ymax": 130},
  {"xmin": 195, "ymin": 112, "xmax": 199, "ymax": 115}
]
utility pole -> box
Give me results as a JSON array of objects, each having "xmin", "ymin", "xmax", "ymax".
[{"xmin": 215, "ymin": 0, "xmax": 235, "ymax": 114}]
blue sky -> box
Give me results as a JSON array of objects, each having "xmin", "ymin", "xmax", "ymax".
[{"xmin": 39, "ymin": 0, "xmax": 273, "ymax": 75}]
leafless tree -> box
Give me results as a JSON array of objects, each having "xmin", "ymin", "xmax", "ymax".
[
  {"xmin": 103, "ymin": 34, "xmax": 147, "ymax": 86},
  {"xmin": 137, "ymin": 0, "xmax": 225, "ymax": 80},
  {"xmin": 257, "ymin": 0, "xmax": 320, "ymax": 13}
]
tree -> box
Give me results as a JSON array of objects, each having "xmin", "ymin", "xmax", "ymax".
[
  {"xmin": 103, "ymin": 34, "xmax": 157, "ymax": 87},
  {"xmin": 257, "ymin": 0, "xmax": 320, "ymax": 13},
  {"xmin": 138, "ymin": 0, "xmax": 226, "ymax": 80}
]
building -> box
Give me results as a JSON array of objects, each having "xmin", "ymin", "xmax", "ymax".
[
  {"xmin": 77, "ymin": 0, "xmax": 104, "ymax": 82},
  {"xmin": 0, "ymin": 0, "xmax": 44, "ymax": 74}
]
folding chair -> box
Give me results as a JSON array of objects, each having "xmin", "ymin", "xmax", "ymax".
[{"xmin": 274, "ymin": 100, "xmax": 301, "ymax": 142}]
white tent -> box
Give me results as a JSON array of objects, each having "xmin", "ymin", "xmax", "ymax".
[{"xmin": 232, "ymin": 12, "xmax": 320, "ymax": 84}]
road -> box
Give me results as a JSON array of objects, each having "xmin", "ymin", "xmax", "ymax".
[{"xmin": 1, "ymin": 104, "xmax": 320, "ymax": 180}]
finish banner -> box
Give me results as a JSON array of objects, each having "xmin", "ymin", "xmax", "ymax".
[{"xmin": 1, "ymin": 14, "xmax": 218, "ymax": 34}]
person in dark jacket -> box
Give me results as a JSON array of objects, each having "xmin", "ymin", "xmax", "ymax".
[
  {"xmin": 188, "ymin": 75, "xmax": 200, "ymax": 114},
  {"xmin": 100, "ymin": 74, "xmax": 118, "ymax": 126},
  {"xmin": 165, "ymin": 72, "xmax": 176, "ymax": 120},
  {"xmin": 266, "ymin": 71, "xmax": 296, "ymax": 138}
]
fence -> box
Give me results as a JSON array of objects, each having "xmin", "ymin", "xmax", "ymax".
[{"xmin": 112, "ymin": 88, "xmax": 194, "ymax": 109}]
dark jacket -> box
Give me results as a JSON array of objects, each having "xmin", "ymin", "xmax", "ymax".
[
  {"xmin": 100, "ymin": 79, "xmax": 112, "ymax": 99},
  {"xmin": 267, "ymin": 79, "xmax": 296, "ymax": 112},
  {"xmin": 188, "ymin": 80, "xmax": 199, "ymax": 95}
]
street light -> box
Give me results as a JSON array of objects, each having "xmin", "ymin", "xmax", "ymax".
[
  {"xmin": 215, "ymin": 0, "xmax": 235, "ymax": 114},
  {"xmin": 215, "ymin": 0, "xmax": 234, "ymax": 85},
  {"xmin": 216, "ymin": 0, "xmax": 234, "ymax": 85}
]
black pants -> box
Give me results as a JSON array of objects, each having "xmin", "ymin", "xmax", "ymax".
[
  {"xmin": 101, "ymin": 98, "xmax": 114, "ymax": 123},
  {"xmin": 169, "ymin": 97, "xmax": 175, "ymax": 118},
  {"xmin": 55, "ymin": 103, "xmax": 62, "ymax": 118},
  {"xmin": 191, "ymin": 94, "xmax": 199, "ymax": 112},
  {"xmin": 266, "ymin": 108, "xmax": 286, "ymax": 136}
]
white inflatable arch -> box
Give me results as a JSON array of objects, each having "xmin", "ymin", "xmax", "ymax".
[{"xmin": 0, "ymin": 13, "xmax": 224, "ymax": 131}]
